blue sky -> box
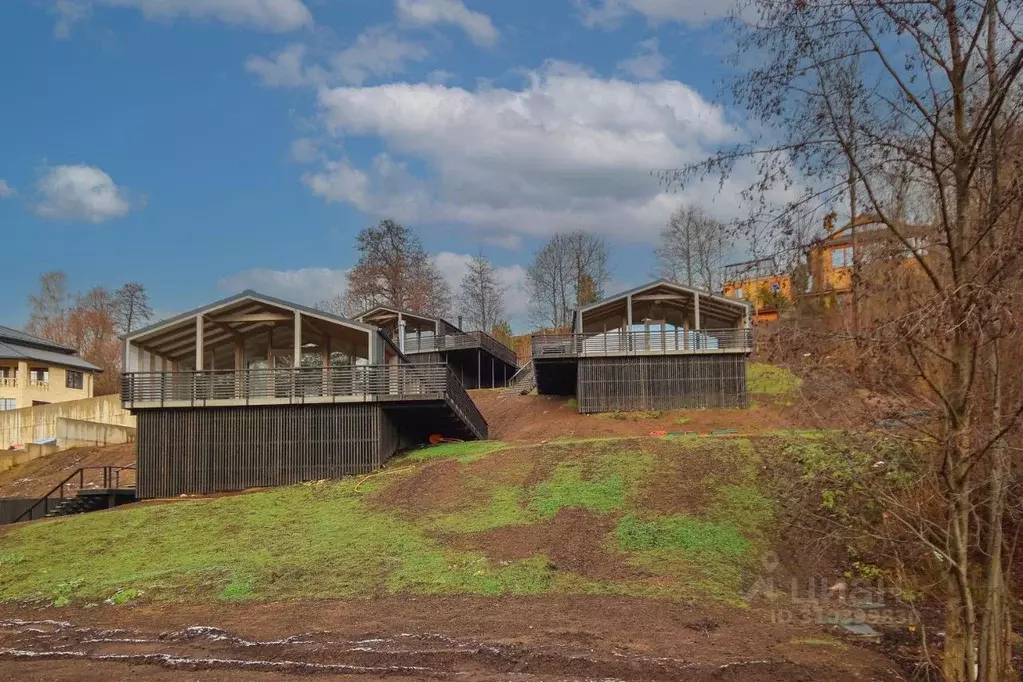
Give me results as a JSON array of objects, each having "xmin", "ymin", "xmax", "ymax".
[{"xmin": 0, "ymin": 0, "xmax": 757, "ymax": 332}]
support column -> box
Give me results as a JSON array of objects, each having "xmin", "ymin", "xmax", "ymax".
[
  {"xmin": 195, "ymin": 315, "xmax": 204, "ymax": 370},
  {"xmin": 293, "ymin": 311, "xmax": 302, "ymax": 367},
  {"xmin": 626, "ymin": 294, "xmax": 633, "ymax": 352},
  {"xmin": 398, "ymin": 314, "xmax": 406, "ymax": 353},
  {"xmin": 694, "ymin": 293, "xmax": 701, "ymax": 330}
]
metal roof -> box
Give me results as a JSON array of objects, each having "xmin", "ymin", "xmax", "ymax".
[
  {"xmin": 124, "ymin": 290, "xmax": 379, "ymax": 343},
  {"xmin": 354, "ymin": 305, "xmax": 462, "ymax": 332},
  {"xmin": 574, "ymin": 279, "xmax": 750, "ymax": 315},
  {"xmin": 0, "ymin": 340, "xmax": 102, "ymax": 372},
  {"xmin": 0, "ymin": 325, "xmax": 77, "ymax": 353}
]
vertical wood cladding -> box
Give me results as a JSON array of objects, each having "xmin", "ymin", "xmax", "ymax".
[
  {"xmin": 576, "ymin": 355, "xmax": 749, "ymax": 414},
  {"xmin": 136, "ymin": 404, "xmax": 399, "ymax": 499}
]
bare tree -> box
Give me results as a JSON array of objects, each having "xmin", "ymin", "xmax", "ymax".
[
  {"xmin": 654, "ymin": 205, "xmax": 731, "ymax": 292},
  {"xmin": 113, "ymin": 282, "xmax": 153, "ymax": 334},
  {"xmin": 457, "ymin": 252, "xmax": 505, "ymax": 332},
  {"xmin": 527, "ymin": 232, "xmax": 612, "ymax": 328},
  {"xmin": 27, "ymin": 271, "xmax": 69, "ymax": 336},
  {"xmin": 342, "ymin": 219, "xmax": 451, "ymax": 317},
  {"xmin": 662, "ymin": 1, "xmax": 1023, "ymax": 679}
]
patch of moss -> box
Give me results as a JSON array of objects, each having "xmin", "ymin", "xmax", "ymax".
[
  {"xmin": 747, "ymin": 363, "xmax": 802, "ymax": 395},
  {"xmin": 400, "ymin": 441, "xmax": 509, "ymax": 464}
]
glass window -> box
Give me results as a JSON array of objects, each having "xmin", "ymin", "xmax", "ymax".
[
  {"xmin": 733, "ymin": 288, "xmax": 745, "ymax": 299},
  {"xmin": 66, "ymin": 370, "xmax": 84, "ymax": 389},
  {"xmin": 830, "ymin": 246, "xmax": 853, "ymax": 268},
  {"xmin": 0, "ymin": 399, "xmax": 15, "ymax": 411},
  {"xmin": 30, "ymin": 368, "xmax": 49, "ymax": 383}
]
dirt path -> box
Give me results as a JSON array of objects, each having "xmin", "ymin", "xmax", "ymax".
[{"xmin": 0, "ymin": 597, "xmax": 902, "ymax": 681}]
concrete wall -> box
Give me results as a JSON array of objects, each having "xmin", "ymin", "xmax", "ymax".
[
  {"xmin": 0, "ymin": 442, "xmax": 60, "ymax": 473},
  {"xmin": 56, "ymin": 417, "xmax": 136, "ymax": 450},
  {"xmin": 0, "ymin": 395, "xmax": 134, "ymax": 450}
]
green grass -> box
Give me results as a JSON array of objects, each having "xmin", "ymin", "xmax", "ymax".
[
  {"xmin": 399, "ymin": 441, "xmax": 509, "ymax": 464},
  {"xmin": 0, "ymin": 437, "xmax": 787, "ymax": 607},
  {"xmin": 747, "ymin": 363, "xmax": 802, "ymax": 395}
]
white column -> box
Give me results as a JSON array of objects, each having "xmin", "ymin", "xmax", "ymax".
[
  {"xmin": 293, "ymin": 311, "xmax": 303, "ymax": 367},
  {"xmin": 398, "ymin": 314, "xmax": 406, "ymax": 353},
  {"xmin": 694, "ymin": 293, "xmax": 701, "ymax": 330},
  {"xmin": 195, "ymin": 315, "xmax": 204, "ymax": 370}
]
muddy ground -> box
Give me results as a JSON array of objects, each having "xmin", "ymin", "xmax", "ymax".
[{"xmin": 0, "ymin": 597, "xmax": 903, "ymax": 681}]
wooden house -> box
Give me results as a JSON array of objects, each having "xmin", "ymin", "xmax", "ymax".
[
  {"xmin": 121, "ymin": 291, "xmax": 487, "ymax": 499},
  {"xmin": 531, "ymin": 280, "xmax": 753, "ymax": 413},
  {"xmin": 354, "ymin": 306, "xmax": 518, "ymax": 389}
]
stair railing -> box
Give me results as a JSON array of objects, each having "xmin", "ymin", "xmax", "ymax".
[{"xmin": 12, "ymin": 466, "xmax": 136, "ymax": 524}]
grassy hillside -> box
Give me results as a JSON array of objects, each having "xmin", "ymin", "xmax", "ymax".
[{"xmin": 0, "ymin": 435, "xmax": 812, "ymax": 608}]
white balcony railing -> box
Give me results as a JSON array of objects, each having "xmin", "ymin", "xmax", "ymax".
[
  {"xmin": 27, "ymin": 380, "xmax": 50, "ymax": 391},
  {"xmin": 0, "ymin": 377, "xmax": 17, "ymax": 389}
]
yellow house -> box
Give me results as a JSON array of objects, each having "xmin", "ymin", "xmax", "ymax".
[
  {"xmin": 721, "ymin": 257, "xmax": 792, "ymax": 323},
  {"xmin": 0, "ymin": 326, "xmax": 100, "ymax": 411}
]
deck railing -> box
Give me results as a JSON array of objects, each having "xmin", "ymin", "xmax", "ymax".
[
  {"xmin": 531, "ymin": 328, "xmax": 754, "ymax": 359},
  {"xmin": 444, "ymin": 371, "xmax": 488, "ymax": 439},
  {"xmin": 121, "ymin": 363, "xmax": 454, "ymax": 408},
  {"xmin": 402, "ymin": 331, "xmax": 517, "ymax": 367}
]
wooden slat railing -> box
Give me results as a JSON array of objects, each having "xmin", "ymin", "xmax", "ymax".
[
  {"xmin": 121, "ymin": 363, "xmax": 455, "ymax": 407},
  {"xmin": 402, "ymin": 331, "xmax": 518, "ymax": 367},
  {"xmin": 444, "ymin": 372, "xmax": 488, "ymax": 440},
  {"xmin": 531, "ymin": 328, "xmax": 754, "ymax": 359}
]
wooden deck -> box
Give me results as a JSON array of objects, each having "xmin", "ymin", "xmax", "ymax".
[
  {"xmin": 531, "ymin": 328, "xmax": 753, "ymax": 359},
  {"xmin": 402, "ymin": 331, "xmax": 518, "ymax": 367}
]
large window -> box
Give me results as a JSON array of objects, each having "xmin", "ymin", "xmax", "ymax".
[
  {"xmin": 30, "ymin": 367, "xmax": 49, "ymax": 383},
  {"xmin": 0, "ymin": 399, "xmax": 15, "ymax": 411},
  {"xmin": 830, "ymin": 246, "xmax": 854, "ymax": 269},
  {"xmin": 66, "ymin": 370, "xmax": 84, "ymax": 389}
]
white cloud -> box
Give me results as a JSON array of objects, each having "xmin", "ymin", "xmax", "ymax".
[
  {"xmin": 0, "ymin": 179, "xmax": 15, "ymax": 199},
  {"xmin": 34, "ymin": 165, "xmax": 133, "ymax": 223},
  {"xmin": 288, "ymin": 137, "xmax": 320, "ymax": 163},
  {"xmin": 617, "ymin": 38, "xmax": 667, "ymax": 80},
  {"xmin": 246, "ymin": 28, "xmax": 427, "ymax": 88},
  {"xmin": 396, "ymin": 0, "xmax": 498, "ymax": 46},
  {"xmin": 433, "ymin": 252, "xmax": 530, "ymax": 318},
  {"xmin": 576, "ymin": 0, "xmax": 733, "ymax": 27},
  {"xmin": 218, "ymin": 267, "xmax": 348, "ymax": 305},
  {"xmin": 306, "ymin": 62, "xmax": 775, "ymax": 243},
  {"xmin": 50, "ymin": 0, "xmax": 91, "ymax": 39},
  {"xmin": 60, "ymin": 0, "xmax": 313, "ymax": 33}
]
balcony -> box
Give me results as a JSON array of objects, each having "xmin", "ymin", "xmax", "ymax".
[
  {"xmin": 27, "ymin": 379, "xmax": 50, "ymax": 391},
  {"xmin": 401, "ymin": 331, "xmax": 517, "ymax": 367},
  {"xmin": 121, "ymin": 363, "xmax": 487, "ymax": 440},
  {"xmin": 531, "ymin": 328, "xmax": 754, "ymax": 360},
  {"xmin": 0, "ymin": 377, "xmax": 17, "ymax": 390}
]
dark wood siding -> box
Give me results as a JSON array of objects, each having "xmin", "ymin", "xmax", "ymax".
[
  {"xmin": 576, "ymin": 355, "xmax": 749, "ymax": 414},
  {"xmin": 136, "ymin": 404, "xmax": 399, "ymax": 499}
]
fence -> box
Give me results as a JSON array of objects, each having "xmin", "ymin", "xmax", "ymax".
[
  {"xmin": 122, "ymin": 364, "xmax": 453, "ymax": 407},
  {"xmin": 531, "ymin": 328, "xmax": 754, "ymax": 359}
]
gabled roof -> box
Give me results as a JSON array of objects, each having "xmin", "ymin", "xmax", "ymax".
[
  {"xmin": 0, "ymin": 340, "xmax": 102, "ymax": 372},
  {"xmin": 574, "ymin": 279, "xmax": 750, "ymax": 316},
  {"xmin": 355, "ymin": 305, "xmax": 462, "ymax": 332},
  {"xmin": 125, "ymin": 290, "xmax": 378, "ymax": 343},
  {"xmin": 0, "ymin": 325, "xmax": 77, "ymax": 354}
]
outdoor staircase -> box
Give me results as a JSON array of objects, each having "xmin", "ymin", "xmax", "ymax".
[
  {"xmin": 12, "ymin": 466, "xmax": 136, "ymax": 524},
  {"xmin": 503, "ymin": 360, "xmax": 535, "ymax": 395},
  {"xmin": 44, "ymin": 491, "xmax": 110, "ymax": 518}
]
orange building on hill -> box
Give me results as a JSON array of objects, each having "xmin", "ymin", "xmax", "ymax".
[{"xmin": 722, "ymin": 214, "xmax": 930, "ymax": 321}]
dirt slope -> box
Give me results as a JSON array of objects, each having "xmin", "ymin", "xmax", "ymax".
[{"xmin": 0, "ymin": 443, "xmax": 135, "ymax": 498}]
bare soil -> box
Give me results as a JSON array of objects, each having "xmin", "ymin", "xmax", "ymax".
[
  {"xmin": 0, "ymin": 597, "xmax": 903, "ymax": 681},
  {"xmin": 469, "ymin": 390, "xmax": 810, "ymax": 442},
  {"xmin": 0, "ymin": 442, "xmax": 135, "ymax": 498}
]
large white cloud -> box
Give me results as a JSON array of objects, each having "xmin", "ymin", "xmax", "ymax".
[
  {"xmin": 396, "ymin": 0, "xmax": 498, "ymax": 46},
  {"xmin": 54, "ymin": 0, "xmax": 312, "ymax": 35},
  {"xmin": 576, "ymin": 0, "xmax": 734, "ymax": 27},
  {"xmin": 218, "ymin": 267, "xmax": 348, "ymax": 305},
  {"xmin": 34, "ymin": 165, "xmax": 133, "ymax": 223},
  {"xmin": 616, "ymin": 38, "xmax": 667, "ymax": 80},
  {"xmin": 304, "ymin": 62, "xmax": 763, "ymax": 243}
]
